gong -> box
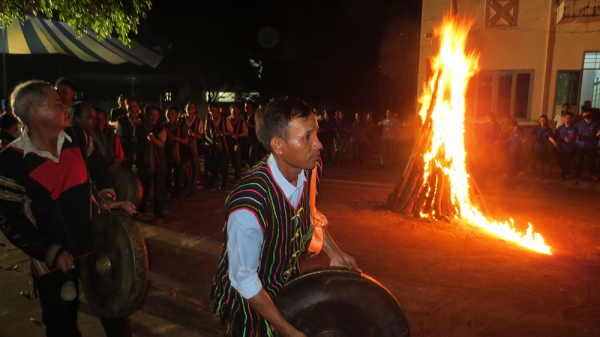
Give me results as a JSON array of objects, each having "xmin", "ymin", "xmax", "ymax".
[
  {"xmin": 80, "ymin": 211, "xmax": 149, "ymax": 319},
  {"xmin": 275, "ymin": 269, "xmax": 410, "ymax": 337},
  {"xmin": 110, "ymin": 167, "xmax": 143, "ymax": 208}
]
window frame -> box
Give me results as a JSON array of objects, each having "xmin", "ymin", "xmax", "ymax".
[{"xmin": 467, "ymin": 69, "xmax": 535, "ymax": 120}]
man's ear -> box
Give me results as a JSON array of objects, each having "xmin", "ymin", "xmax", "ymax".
[
  {"xmin": 28, "ymin": 106, "xmax": 38, "ymax": 121},
  {"xmin": 271, "ymin": 136, "xmax": 283, "ymax": 155}
]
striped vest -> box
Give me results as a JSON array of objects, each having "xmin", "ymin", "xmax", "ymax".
[{"xmin": 211, "ymin": 158, "xmax": 321, "ymax": 336}]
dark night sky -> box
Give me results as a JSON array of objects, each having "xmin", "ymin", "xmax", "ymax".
[{"xmin": 3, "ymin": 0, "xmax": 422, "ymax": 116}]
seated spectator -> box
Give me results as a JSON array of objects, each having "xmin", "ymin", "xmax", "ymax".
[{"xmin": 0, "ymin": 113, "xmax": 19, "ymax": 148}]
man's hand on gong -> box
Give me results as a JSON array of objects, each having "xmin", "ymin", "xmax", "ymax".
[{"xmin": 102, "ymin": 200, "xmax": 137, "ymax": 215}]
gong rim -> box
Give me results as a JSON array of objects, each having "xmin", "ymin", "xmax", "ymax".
[{"xmin": 110, "ymin": 167, "xmax": 143, "ymax": 209}]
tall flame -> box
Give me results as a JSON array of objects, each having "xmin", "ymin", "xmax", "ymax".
[{"xmin": 419, "ymin": 15, "xmax": 552, "ymax": 255}]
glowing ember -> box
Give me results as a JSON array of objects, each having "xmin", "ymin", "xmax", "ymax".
[{"xmin": 418, "ymin": 15, "xmax": 551, "ymax": 255}]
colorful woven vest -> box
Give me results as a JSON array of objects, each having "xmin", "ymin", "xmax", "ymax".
[{"xmin": 211, "ymin": 157, "xmax": 321, "ymax": 336}]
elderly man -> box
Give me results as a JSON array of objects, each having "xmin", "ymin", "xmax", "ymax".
[
  {"xmin": 211, "ymin": 97, "xmax": 360, "ymax": 337},
  {"xmin": 0, "ymin": 80, "xmax": 136, "ymax": 337}
]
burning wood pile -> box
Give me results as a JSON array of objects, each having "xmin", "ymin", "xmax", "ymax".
[{"xmin": 386, "ymin": 15, "xmax": 552, "ymax": 255}]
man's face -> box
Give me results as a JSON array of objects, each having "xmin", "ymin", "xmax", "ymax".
[
  {"xmin": 35, "ymin": 87, "xmax": 70, "ymax": 131},
  {"xmin": 564, "ymin": 114, "xmax": 573, "ymax": 125},
  {"xmin": 127, "ymin": 101, "xmax": 140, "ymax": 118},
  {"xmin": 355, "ymin": 113, "xmax": 360, "ymax": 122},
  {"xmin": 167, "ymin": 109, "xmax": 178, "ymax": 123},
  {"xmin": 562, "ymin": 105, "xmax": 569, "ymax": 112},
  {"xmin": 209, "ymin": 106, "xmax": 220, "ymax": 118},
  {"xmin": 339, "ymin": 112, "xmax": 345, "ymax": 120},
  {"xmin": 119, "ymin": 97, "xmax": 126, "ymax": 109},
  {"xmin": 386, "ymin": 110, "xmax": 391, "ymax": 119},
  {"xmin": 583, "ymin": 112, "xmax": 592, "ymax": 121},
  {"xmin": 324, "ymin": 112, "xmax": 330, "ymax": 120},
  {"xmin": 245, "ymin": 103, "xmax": 254, "ymax": 114},
  {"xmin": 148, "ymin": 109, "xmax": 160, "ymax": 124},
  {"xmin": 85, "ymin": 108, "xmax": 98, "ymax": 130},
  {"xmin": 231, "ymin": 107, "xmax": 240, "ymax": 118},
  {"xmin": 540, "ymin": 117, "xmax": 547, "ymax": 128},
  {"xmin": 97, "ymin": 111, "xmax": 106, "ymax": 129},
  {"xmin": 279, "ymin": 115, "xmax": 322, "ymax": 170},
  {"xmin": 188, "ymin": 103, "xmax": 197, "ymax": 115},
  {"xmin": 57, "ymin": 85, "xmax": 75, "ymax": 107}
]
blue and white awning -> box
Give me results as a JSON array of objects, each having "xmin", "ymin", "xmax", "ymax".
[{"xmin": 0, "ymin": 17, "xmax": 167, "ymax": 68}]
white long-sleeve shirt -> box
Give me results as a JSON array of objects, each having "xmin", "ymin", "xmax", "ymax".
[{"xmin": 227, "ymin": 154, "xmax": 306, "ymax": 299}]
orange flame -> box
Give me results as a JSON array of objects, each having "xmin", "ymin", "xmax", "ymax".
[{"xmin": 419, "ymin": 15, "xmax": 551, "ymax": 255}]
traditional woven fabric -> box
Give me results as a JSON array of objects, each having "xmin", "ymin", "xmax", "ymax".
[{"xmin": 211, "ymin": 157, "xmax": 321, "ymax": 336}]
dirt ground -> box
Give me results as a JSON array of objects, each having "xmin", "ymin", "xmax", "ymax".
[{"xmin": 1, "ymin": 151, "xmax": 600, "ymax": 337}]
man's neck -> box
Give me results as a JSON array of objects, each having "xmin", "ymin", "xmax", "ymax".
[
  {"xmin": 272, "ymin": 154, "xmax": 300, "ymax": 186},
  {"xmin": 28, "ymin": 126, "xmax": 61, "ymax": 157}
]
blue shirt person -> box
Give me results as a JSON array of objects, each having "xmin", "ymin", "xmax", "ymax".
[
  {"xmin": 481, "ymin": 115, "xmax": 501, "ymax": 148},
  {"xmin": 554, "ymin": 112, "xmax": 577, "ymax": 181},
  {"xmin": 523, "ymin": 115, "xmax": 554, "ymax": 176},
  {"xmin": 573, "ymin": 111, "xmax": 600, "ymax": 182}
]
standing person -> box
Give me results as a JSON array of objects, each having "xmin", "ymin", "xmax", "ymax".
[
  {"xmin": 182, "ymin": 102, "xmax": 204, "ymax": 196},
  {"xmin": 164, "ymin": 106, "xmax": 188, "ymax": 203},
  {"xmin": 554, "ymin": 103, "xmax": 569, "ymax": 131},
  {"xmin": 554, "ymin": 112, "xmax": 577, "ymax": 181},
  {"xmin": 116, "ymin": 97, "xmax": 142, "ymax": 170},
  {"xmin": 109, "ymin": 95, "xmax": 127, "ymax": 126},
  {"xmin": 364, "ymin": 111, "xmax": 376, "ymax": 160},
  {"xmin": 0, "ymin": 80, "xmax": 136, "ymax": 337},
  {"xmin": 498, "ymin": 119, "xmax": 524, "ymax": 176},
  {"xmin": 135, "ymin": 106, "xmax": 168, "ymax": 224},
  {"xmin": 378, "ymin": 109, "xmax": 401, "ymax": 167},
  {"xmin": 210, "ymin": 97, "xmax": 360, "ymax": 337},
  {"xmin": 246, "ymin": 101, "xmax": 261, "ymax": 168},
  {"xmin": 573, "ymin": 110, "xmax": 600, "ymax": 184},
  {"xmin": 523, "ymin": 115, "xmax": 554, "ymax": 178},
  {"xmin": 334, "ymin": 111, "xmax": 352, "ymax": 165},
  {"xmin": 350, "ymin": 112, "xmax": 368, "ymax": 165},
  {"xmin": 205, "ymin": 102, "xmax": 234, "ymax": 189},
  {"xmin": 318, "ymin": 110, "xmax": 336, "ymax": 163},
  {"xmin": 229, "ymin": 104, "xmax": 248, "ymax": 182},
  {"xmin": 54, "ymin": 77, "xmax": 77, "ymax": 108},
  {"xmin": 0, "ymin": 113, "xmax": 18, "ymax": 148},
  {"xmin": 95, "ymin": 107, "xmax": 124, "ymax": 167}
]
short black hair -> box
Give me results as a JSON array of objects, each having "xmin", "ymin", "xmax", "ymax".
[
  {"xmin": 54, "ymin": 77, "xmax": 77, "ymax": 91},
  {"xmin": 539, "ymin": 115, "xmax": 548, "ymax": 120},
  {"xmin": 509, "ymin": 118, "xmax": 518, "ymax": 126},
  {"xmin": 208, "ymin": 102, "xmax": 220, "ymax": 110},
  {"xmin": 0, "ymin": 114, "xmax": 18, "ymax": 130},
  {"xmin": 230, "ymin": 103, "xmax": 241, "ymax": 111},
  {"xmin": 185, "ymin": 101, "xmax": 195, "ymax": 112},
  {"xmin": 125, "ymin": 97, "xmax": 137, "ymax": 106},
  {"xmin": 564, "ymin": 112, "xmax": 574, "ymax": 118},
  {"xmin": 256, "ymin": 97, "xmax": 312, "ymax": 153},
  {"xmin": 245, "ymin": 101, "xmax": 255, "ymax": 108}
]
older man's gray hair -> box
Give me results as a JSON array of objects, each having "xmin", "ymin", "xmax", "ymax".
[{"xmin": 10, "ymin": 80, "xmax": 53, "ymax": 126}]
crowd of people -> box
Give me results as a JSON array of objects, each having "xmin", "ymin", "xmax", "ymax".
[
  {"xmin": 473, "ymin": 101, "xmax": 600, "ymax": 185},
  {"xmin": 0, "ymin": 77, "xmax": 416, "ymax": 226}
]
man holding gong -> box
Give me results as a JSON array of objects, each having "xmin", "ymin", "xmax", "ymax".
[
  {"xmin": 0, "ymin": 80, "xmax": 136, "ymax": 337},
  {"xmin": 211, "ymin": 97, "xmax": 361, "ymax": 336}
]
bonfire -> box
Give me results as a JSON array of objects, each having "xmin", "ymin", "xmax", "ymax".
[{"xmin": 387, "ymin": 14, "xmax": 551, "ymax": 255}]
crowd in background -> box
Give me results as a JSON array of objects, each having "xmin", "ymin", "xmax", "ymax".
[{"xmin": 0, "ymin": 77, "xmax": 416, "ymax": 225}]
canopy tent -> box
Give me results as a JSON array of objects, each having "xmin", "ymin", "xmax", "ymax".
[{"xmin": 0, "ymin": 16, "xmax": 169, "ymax": 99}]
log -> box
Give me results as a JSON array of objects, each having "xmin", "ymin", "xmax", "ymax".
[{"xmin": 433, "ymin": 168, "xmax": 445, "ymax": 219}]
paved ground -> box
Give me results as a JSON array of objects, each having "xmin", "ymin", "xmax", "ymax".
[{"xmin": 2, "ymin": 153, "xmax": 600, "ymax": 336}]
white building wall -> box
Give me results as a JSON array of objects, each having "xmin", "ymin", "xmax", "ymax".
[{"xmin": 419, "ymin": 0, "xmax": 553, "ymax": 123}]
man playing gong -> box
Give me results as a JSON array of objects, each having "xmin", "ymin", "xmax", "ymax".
[
  {"xmin": 0, "ymin": 80, "xmax": 136, "ymax": 337},
  {"xmin": 211, "ymin": 97, "xmax": 361, "ymax": 336}
]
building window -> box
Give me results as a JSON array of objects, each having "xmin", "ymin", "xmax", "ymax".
[
  {"xmin": 555, "ymin": 71, "xmax": 580, "ymax": 108},
  {"xmin": 583, "ymin": 52, "xmax": 600, "ymax": 70},
  {"xmin": 466, "ymin": 70, "xmax": 533, "ymax": 119},
  {"xmin": 165, "ymin": 92, "xmax": 172, "ymax": 102},
  {"xmin": 485, "ymin": 0, "xmax": 519, "ymax": 27}
]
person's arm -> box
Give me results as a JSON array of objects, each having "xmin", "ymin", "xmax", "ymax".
[
  {"xmin": 149, "ymin": 129, "xmax": 166, "ymax": 149},
  {"xmin": 237, "ymin": 121, "xmax": 249, "ymax": 138},
  {"xmin": 220, "ymin": 118, "xmax": 235, "ymax": 136},
  {"xmin": 320, "ymin": 229, "xmax": 361, "ymax": 272},
  {"xmin": 191, "ymin": 119, "xmax": 204, "ymax": 140},
  {"xmin": 227, "ymin": 210, "xmax": 306, "ymax": 337}
]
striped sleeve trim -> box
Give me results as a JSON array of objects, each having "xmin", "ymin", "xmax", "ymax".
[{"xmin": 44, "ymin": 244, "xmax": 63, "ymax": 268}]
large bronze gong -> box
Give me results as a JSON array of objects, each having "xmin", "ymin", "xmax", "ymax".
[
  {"xmin": 80, "ymin": 211, "xmax": 149, "ymax": 319},
  {"xmin": 275, "ymin": 269, "xmax": 410, "ymax": 337},
  {"xmin": 110, "ymin": 167, "xmax": 143, "ymax": 208}
]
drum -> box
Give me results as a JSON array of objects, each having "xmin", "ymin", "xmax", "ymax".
[{"xmin": 275, "ymin": 269, "xmax": 410, "ymax": 337}]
